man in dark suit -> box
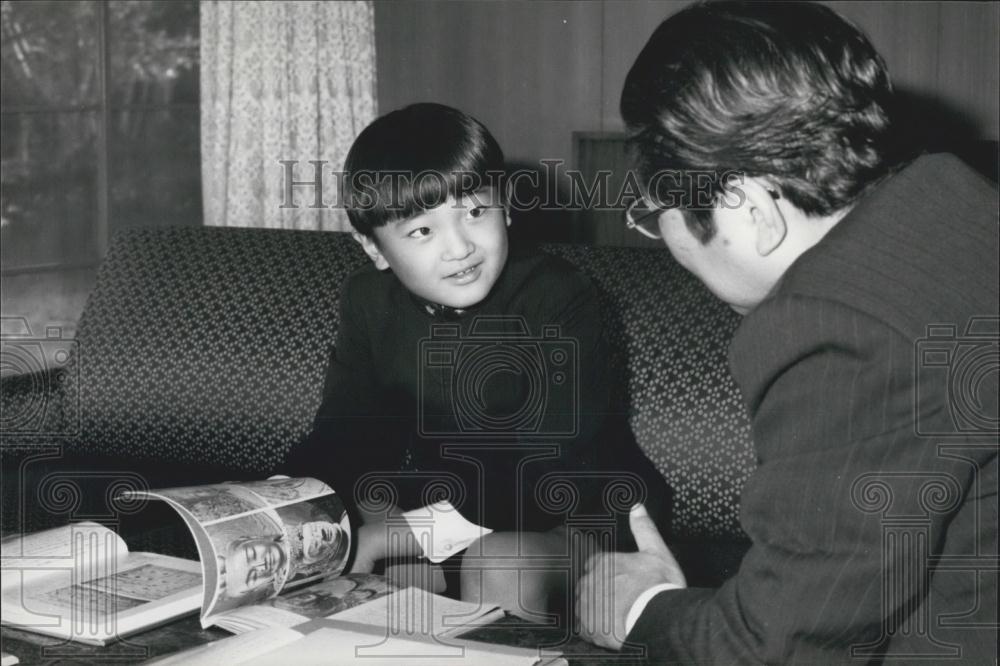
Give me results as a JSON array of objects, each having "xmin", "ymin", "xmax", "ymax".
[{"xmin": 576, "ymin": 2, "xmax": 998, "ymax": 662}]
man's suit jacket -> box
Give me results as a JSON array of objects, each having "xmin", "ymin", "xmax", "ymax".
[{"xmin": 629, "ymin": 154, "xmax": 998, "ymax": 663}]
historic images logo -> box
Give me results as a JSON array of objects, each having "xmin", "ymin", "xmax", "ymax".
[
  {"xmin": 418, "ymin": 316, "xmax": 578, "ymax": 439},
  {"xmin": 0, "ymin": 316, "xmax": 80, "ymax": 437}
]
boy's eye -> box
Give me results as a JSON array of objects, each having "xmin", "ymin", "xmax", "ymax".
[
  {"xmin": 468, "ymin": 206, "xmax": 487, "ymax": 219},
  {"xmin": 407, "ymin": 227, "xmax": 432, "ymax": 238}
]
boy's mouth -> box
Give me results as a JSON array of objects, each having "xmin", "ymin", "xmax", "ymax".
[{"xmin": 445, "ymin": 262, "xmax": 482, "ymax": 284}]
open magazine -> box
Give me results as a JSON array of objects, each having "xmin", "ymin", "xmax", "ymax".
[
  {"xmin": 148, "ymin": 586, "xmax": 561, "ymax": 666},
  {"xmin": 1, "ymin": 477, "xmax": 390, "ymax": 645}
]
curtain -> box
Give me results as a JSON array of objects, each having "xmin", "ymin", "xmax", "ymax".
[{"xmin": 200, "ymin": 1, "xmax": 376, "ymax": 230}]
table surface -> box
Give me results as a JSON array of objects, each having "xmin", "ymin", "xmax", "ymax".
[{"xmin": 2, "ymin": 612, "xmax": 649, "ymax": 666}]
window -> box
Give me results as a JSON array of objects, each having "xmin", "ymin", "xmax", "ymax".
[{"xmin": 1, "ymin": 0, "xmax": 201, "ymax": 275}]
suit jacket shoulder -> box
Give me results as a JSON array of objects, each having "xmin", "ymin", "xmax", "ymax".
[{"xmin": 764, "ymin": 153, "xmax": 998, "ymax": 342}]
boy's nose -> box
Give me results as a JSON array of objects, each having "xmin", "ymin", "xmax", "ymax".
[{"xmin": 441, "ymin": 226, "xmax": 474, "ymax": 261}]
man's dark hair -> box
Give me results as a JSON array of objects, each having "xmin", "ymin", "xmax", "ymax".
[
  {"xmin": 343, "ymin": 103, "xmax": 505, "ymax": 237},
  {"xmin": 621, "ymin": 0, "xmax": 898, "ymax": 242}
]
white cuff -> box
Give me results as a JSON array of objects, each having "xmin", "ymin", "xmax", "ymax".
[
  {"xmin": 401, "ymin": 501, "xmax": 492, "ymax": 563},
  {"xmin": 625, "ymin": 583, "xmax": 683, "ymax": 635}
]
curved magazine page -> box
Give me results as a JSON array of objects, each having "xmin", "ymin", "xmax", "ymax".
[{"xmin": 122, "ymin": 477, "xmax": 350, "ymax": 628}]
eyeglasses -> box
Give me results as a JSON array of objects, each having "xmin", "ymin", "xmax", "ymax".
[
  {"xmin": 624, "ymin": 187, "xmax": 781, "ymax": 240},
  {"xmin": 624, "ymin": 198, "xmax": 667, "ymax": 239}
]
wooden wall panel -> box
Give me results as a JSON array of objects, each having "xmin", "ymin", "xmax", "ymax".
[
  {"xmin": 375, "ymin": 0, "xmax": 604, "ymax": 166},
  {"xmin": 601, "ymin": 1, "xmax": 998, "ymax": 139},
  {"xmin": 375, "ymin": 1, "xmax": 998, "ymax": 246},
  {"xmin": 936, "ymin": 2, "xmax": 1000, "ymax": 140},
  {"xmin": 828, "ymin": 2, "xmax": 943, "ymax": 92},
  {"xmin": 599, "ymin": 1, "xmax": 688, "ymax": 132},
  {"xmin": 574, "ymin": 131, "xmax": 663, "ymax": 249}
]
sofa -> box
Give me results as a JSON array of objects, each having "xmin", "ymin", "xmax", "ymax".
[{"xmin": 1, "ymin": 226, "xmax": 754, "ymax": 586}]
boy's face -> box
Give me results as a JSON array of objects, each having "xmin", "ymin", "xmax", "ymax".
[{"xmin": 357, "ymin": 189, "xmax": 510, "ymax": 309}]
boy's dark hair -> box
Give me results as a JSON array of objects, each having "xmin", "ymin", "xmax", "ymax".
[
  {"xmin": 343, "ymin": 103, "xmax": 505, "ymax": 237},
  {"xmin": 621, "ymin": 0, "xmax": 898, "ymax": 243}
]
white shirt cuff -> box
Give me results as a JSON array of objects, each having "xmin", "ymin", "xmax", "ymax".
[
  {"xmin": 625, "ymin": 583, "xmax": 683, "ymax": 635},
  {"xmin": 401, "ymin": 501, "xmax": 492, "ymax": 563}
]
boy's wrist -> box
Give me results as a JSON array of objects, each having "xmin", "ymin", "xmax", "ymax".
[
  {"xmin": 357, "ymin": 519, "xmax": 423, "ymax": 563},
  {"xmin": 358, "ymin": 502, "xmax": 404, "ymax": 526},
  {"xmin": 359, "ymin": 522, "xmax": 390, "ymax": 559},
  {"xmin": 401, "ymin": 501, "xmax": 492, "ymax": 563}
]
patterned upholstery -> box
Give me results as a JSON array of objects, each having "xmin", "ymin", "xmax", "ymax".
[
  {"xmin": 3, "ymin": 227, "xmax": 754, "ymax": 541},
  {"xmin": 70, "ymin": 227, "xmax": 365, "ymax": 471},
  {"xmin": 541, "ymin": 245, "xmax": 755, "ymax": 539}
]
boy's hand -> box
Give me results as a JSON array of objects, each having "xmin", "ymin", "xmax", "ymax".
[
  {"xmin": 349, "ymin": 520, "xmax": 429, "ymax": 573},
  {"xmin": 349, "ymin": 523, "xmax": 388, "ymax": 574}
]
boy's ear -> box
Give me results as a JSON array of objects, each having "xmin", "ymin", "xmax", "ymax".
[{"xmin": 352, "ymin": 231, "xmax": 390, "ymax": 270}]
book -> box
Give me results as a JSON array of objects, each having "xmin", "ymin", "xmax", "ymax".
[
  {"xmin": 1, "ymin": 477, "xmax": 388, "ymax": 645},
  {"xmin": 1, "ymin": 521, "xmax": 202, "ymax": 646}
]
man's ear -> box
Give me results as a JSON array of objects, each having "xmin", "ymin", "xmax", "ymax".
[
  {"xmin": 743, "ymin": 179, "xmax": 786, "ymax": 256},
  {"xmin": 352, "ymin": 231, "xmax": 390, "ymax": 270}
]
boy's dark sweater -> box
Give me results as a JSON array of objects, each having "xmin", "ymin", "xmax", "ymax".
[{"xmin": 285, "ymin": 246, "xmax": 665, "ymax": 534}]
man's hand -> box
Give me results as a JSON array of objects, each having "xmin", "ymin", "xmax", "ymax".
[{"xmin": 575, "ymin": 504, "xmax": 686, "ymax": 650}]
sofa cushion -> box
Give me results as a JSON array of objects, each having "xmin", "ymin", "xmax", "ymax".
[{"xmin": 541, "ymin": 244, "xmax": 754, "ymax": 540}]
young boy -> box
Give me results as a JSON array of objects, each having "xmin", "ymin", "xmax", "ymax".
[{"xmin": 284, "ymin": 103, "xmax": 667, "ymax": 618}]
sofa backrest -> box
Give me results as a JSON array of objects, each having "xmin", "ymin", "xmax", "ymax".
[
  {"xmin": 540, "ymin": 244, "xmax": 754, "ymax": 539},
  {"xmin": 72, "ymin": 227, "xmax": 357, "ymax": 472},
  {"xmin": 70, "ymin": 227, "xmax": 754, "ymax": 539}
]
